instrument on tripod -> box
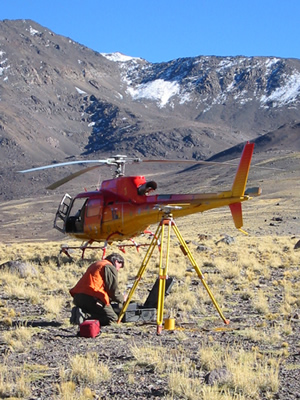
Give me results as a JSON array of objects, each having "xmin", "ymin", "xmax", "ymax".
[{"xmin": 118, "ymin": 207, "xmax": 229, "ymax": 334}]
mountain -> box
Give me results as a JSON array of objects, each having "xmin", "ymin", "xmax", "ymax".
[{"xmin": 0, "ymin": 19, "xmax": 300, "ymax": 201}]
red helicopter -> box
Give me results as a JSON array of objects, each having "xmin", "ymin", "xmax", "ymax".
[{"xmin": 19, "ymin": 142, "xmax": 261, "ymax": 255}]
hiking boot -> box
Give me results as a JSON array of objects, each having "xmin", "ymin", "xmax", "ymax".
[{"xmin": 70, "ymin": 306, "xmax": 87, "ymax": 325}]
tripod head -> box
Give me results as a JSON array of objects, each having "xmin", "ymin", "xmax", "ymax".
[{"xmin": 153, "ymin": 204, "xmax": 182, "ymax": 218}]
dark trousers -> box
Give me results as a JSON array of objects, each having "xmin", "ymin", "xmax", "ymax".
[{"xmin": 73, "ymin": 293, "xmax": 118, "ymax": 326}]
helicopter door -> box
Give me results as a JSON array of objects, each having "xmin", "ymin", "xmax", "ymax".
[
  {"xmin": 54, "ymin": 193, "xmax": 73, "ymax": 233},
  {"xmin": 65, "ymin": 197, "xmax": 89, "ymax": 234}
]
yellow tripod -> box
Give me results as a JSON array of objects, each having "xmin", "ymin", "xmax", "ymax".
[{"xmin": 118, "ymin": 208, "xmax": 229, "ymax": 334}]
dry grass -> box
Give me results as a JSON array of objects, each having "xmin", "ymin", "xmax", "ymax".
[
  {"xmin": 69, "ymin": 352, "xmax": 111, "ymax": 384},
  {"xmin": 2, "ymin": 324, "xmax": 35, "ymax": 352},
  {"xmin": 56, "ymin": 381, "xmax": 95, "ymax": 400},
  {"xmin": 129, "ymin": 340, "xmax": 280, "ymax": 400},
  {"xmin": 0, "ymin": 226, "xmax": 299, "ymax": 398},
  {"xmin": 197, "ymin": 343, "xmax": 280, "ymax": 399},
  {"xmin": 55, "ymin": 353, "xmax": 111, "ymax": 399},
  {"xmin": 0, "ymin": 357, "xmax": 31, "ymax": 398},
  {"xmin": 252, "ymin": 289, "xmax": 270, "ymax": 315}
]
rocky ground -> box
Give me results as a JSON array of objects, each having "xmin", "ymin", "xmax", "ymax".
[{"xmin": 0, "ymin": 265, "xmax": 299, "ymax": 400}]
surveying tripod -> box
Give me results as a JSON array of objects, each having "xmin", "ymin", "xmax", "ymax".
[{"xmin": 117, "ymin": 207, "xmax": 229, "ymax": 334}]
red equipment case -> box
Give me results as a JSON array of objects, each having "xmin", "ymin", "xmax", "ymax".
[{"xmin": 79, "ymin": 320, "xmax": 100, "ymax": 338}]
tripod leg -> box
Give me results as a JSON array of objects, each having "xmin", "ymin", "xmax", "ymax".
[
  {"xmin": 172, "ymin": 222, "xmax": 229, "ymax": 325},
  {"xmin": 156, "ymin": 220, "xmax": 171, "ymax": 334},
  {"xmin": 117, "ymin": 222, "xmax": 162, "ymax": 323}
]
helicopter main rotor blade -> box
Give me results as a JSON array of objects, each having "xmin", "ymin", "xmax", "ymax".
[
  {"xmin": 17, "ymin": 155, "xmax": 142, "ymax": 189},
  {"xmin": 46, "ymin": 165, "xmax": 103, "ymax": 190},
  {"xmin": 141, "ymin": 159, "xmax": 238, "ymax": 166},
  {"xmin": 18, "ymin": 157, "xmax": 234, "ymax": 175},
  {"xmin": 141, "ymin": 158, "xmax": 282, "ymax": 171},
  {"xmin": 18, "ymin": 160, "xmax": 109, "ymax": 173}
]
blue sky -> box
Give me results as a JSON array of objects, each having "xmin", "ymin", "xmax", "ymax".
[{"xmin": 1, "ymin": 0, "xmax": 299, "ymax": 63}]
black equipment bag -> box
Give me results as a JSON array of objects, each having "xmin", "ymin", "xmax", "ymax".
[{"xmin": 120, "ymin": 277, "xmax": 175, "ymax": 323}]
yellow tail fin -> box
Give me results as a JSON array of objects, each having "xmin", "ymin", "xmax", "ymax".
[
  {"xmin": 229, "ymin": 202, "xmax": 243, "ymax": 229},
  {"xmin": 229, "ymin": 142, "xmax": 255, "ymax": 229},
  {"xmin": 231, "ymin": 142, "xmax": 254, "ymax": 197}
]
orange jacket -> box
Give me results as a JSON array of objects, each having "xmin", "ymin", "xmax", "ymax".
[{"xmin": 69, "ymin": 260, "xmax": 122, "ymax": 305}]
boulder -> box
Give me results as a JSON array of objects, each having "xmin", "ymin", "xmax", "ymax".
[
  {"xmin": 204, "ymin": 367, "xmax": 232, "ymax": 385},
  {"xmin": 0, "ymin": 260, "xmax": 38, "ymax": 278}
]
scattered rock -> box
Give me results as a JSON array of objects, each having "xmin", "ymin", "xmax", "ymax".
[
  {"xmin": 204, "ymin": 367, "xmax": 232, "ymax": 385},
  {"xmin": 215, "ymin": 235, "xmax": 235, "ymax": 245},
  {"xmin": 0, "ymin": 260, "xmax": 38, "ymax": 278},
  {"xmin": 196, "ymin": 245, "xmax": 211, "ymax": 252},
  {"xmin": 294, "ymin": 240, "xmax": 300, "ymax": 250},
  {"xmin": 198, "ymin": 234, "xmax": 211, "ymax": 240},
  {"xmin": 272, "ymin": 217, "xmax": 283, "ymax": 222}
]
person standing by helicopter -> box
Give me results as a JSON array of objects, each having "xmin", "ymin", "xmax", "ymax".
[{"xmin": 69, "ymin": 253, "xmax": 125, "ymax": 326}]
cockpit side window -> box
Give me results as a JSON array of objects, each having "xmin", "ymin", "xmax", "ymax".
[{"xmin": 69, "ymin": 198, "xmax": 88, "ymax": 218}]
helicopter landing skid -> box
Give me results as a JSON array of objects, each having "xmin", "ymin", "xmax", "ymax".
[
  {"xmin": 60, "ymin": 240, "xmax": 102, "ymax": 259},
  {"xmin": 59, "ymin": 233, "xmax": 154, "ymax": 259}
]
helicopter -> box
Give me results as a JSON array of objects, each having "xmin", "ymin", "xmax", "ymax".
[{"xmin": 19, "ymin": 142, "xmax": 261, "ymax": 255}]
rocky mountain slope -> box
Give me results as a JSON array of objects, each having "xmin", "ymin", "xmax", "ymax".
[{"xmin": 0, "ymin": 19, "xmax": 300, "ymax": 202}]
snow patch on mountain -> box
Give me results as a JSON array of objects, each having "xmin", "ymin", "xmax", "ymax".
[
  {"xmin": 101, "ymin": 52, "xmax": 142, "ymax": 63},
  {"xmin": 265, "ymin": 58, "xmax": 281, "ymax": 70},
  {"xmin": 0, "ymin": 51, "xmax": 9, "ymax": 78},
  {"xmin": 29, "ymin": 26, "xmax": 40, "ymax": 36},
  {"xmin": 216, "ymin": 57, "xmax": 247, "ymax": 72},
  {"xmin": 75, "ymin": 87, "xmax": 86, "ymax": 95},
  {"xmin": 126, "ymin": 79, "xmax": 180, "ymax": 108},
  {"xmin": 261, "ymin": 71, "xmax": 300, "ymax": 107}
]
